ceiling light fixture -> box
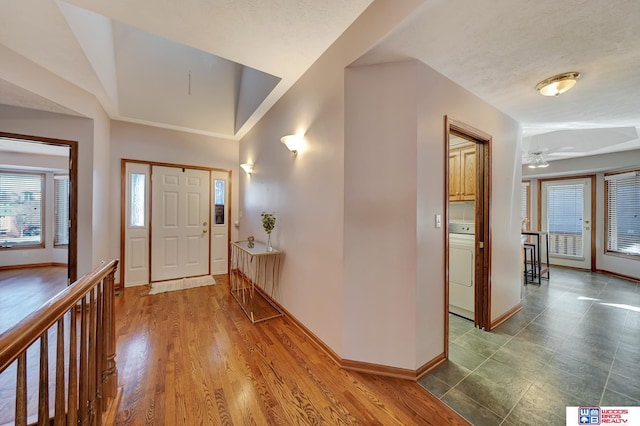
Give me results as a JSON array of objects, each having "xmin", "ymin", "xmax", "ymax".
[
  {"xmin": 535, "ymin": 72, "xmax": 580, "ymax": 97},
  {"xmin": 280, "ymin": 134, "xmax": 304, "ymax": 156},
  {"xmin": 240, "ymin": 163, "xmax": 254, "ymax": 175}
]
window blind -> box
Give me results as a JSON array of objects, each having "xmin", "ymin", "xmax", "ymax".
[
  {"xmin": 605, "ymin": 170, "xmax": 640, "ymax": 256},
  {"xmin": 521, "ymin": 181, "xmax": 530, "ymax": 230},
  {"xmin": 546, "ymin": 183, "xmax": 583, "ymax": 257},
  {"xmin": 0, "ymin": 171, "xmax": 43, "ymax": 247},
  {"xmin": 54, "ymin": 175, "xmax": 70, "ymax": 246}
]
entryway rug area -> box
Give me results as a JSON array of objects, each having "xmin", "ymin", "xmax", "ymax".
[{"xmin": 147, "ymin": 275, "xmax": 216, "ymax": 295}]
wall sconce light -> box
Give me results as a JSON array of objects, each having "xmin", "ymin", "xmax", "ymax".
[
  {"xmin": 240, "ymin": 163, "xmax": 254, "ymax": 175},
  {"xmin": 280, "ymin": 134, "xmax": 304, "ymax": 156}
]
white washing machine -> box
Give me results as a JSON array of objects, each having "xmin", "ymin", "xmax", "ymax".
[{"xmin": 449, "ymin": 222, "xmax": 475, "ymax": 321}]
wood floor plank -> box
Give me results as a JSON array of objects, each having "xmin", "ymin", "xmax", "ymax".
[{"xmin": 114, "ymin": 276, "xmax": 469, "ymax": 426}]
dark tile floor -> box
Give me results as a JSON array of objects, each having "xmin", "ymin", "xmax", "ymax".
[{"xmin": 419, "ymin": 267, "xmax": 640, "ymax": 425}]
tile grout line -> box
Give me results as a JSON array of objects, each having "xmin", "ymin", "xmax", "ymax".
[
  {"xmin": 439, "ymin": 374, "xmax": 508, "ymax": 425},
  {"xmin": 599, "ymin": 338, "xmax": 622, "ymax": 406}
]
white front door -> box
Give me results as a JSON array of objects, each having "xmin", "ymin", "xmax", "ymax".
[
  {"xmin": 151, "ymin": 166, "xmax": 210, "ymax": 282},
  {"xmin": 541, "ymin": 177, "xmax": 592, "ymax": 269}
]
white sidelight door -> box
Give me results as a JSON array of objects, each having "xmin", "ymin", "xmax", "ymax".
[
  {"xmin": 211, "ymin": 171, "xmax": 229, "ymax": 274},
  {"xmin": 124, "ymin": 162, "xmax": 151, "ymax": 286},
  {"xmin": 541, "ymin": 178, "xmax": 592, "ymax": 269},
  {"xmin": 151, "ymin": 166, "xmax": 210, "ymax": 282}
]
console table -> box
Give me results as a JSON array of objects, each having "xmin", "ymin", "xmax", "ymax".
[
  {"xmin": 230, "ymin": 240, "xmax": 283, "ymax": 323},
  {"xmin": 521, "ymin": 231, "xmax": 550, "ymax": 285}
]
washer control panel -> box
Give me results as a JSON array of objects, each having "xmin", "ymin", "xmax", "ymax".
[{"xmin": 449, "ymin": 222, "xmax": 475, "ymax": 235}]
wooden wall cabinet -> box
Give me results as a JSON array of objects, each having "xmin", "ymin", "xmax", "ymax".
[{"xmin": 449, "ymin": 144, "xmax": 476, "ymax": 201}]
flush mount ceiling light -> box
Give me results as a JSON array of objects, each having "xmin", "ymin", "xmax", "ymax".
[
  {"xmin": 535, "ymin": 72, "xmax": 581, "ymax": 97},
  {"xmin": 240, "ymin": 163, "xmax": 254, "ymax": 175},
  {"xmin": 280, "ymin": 134, "xmax": 304, "ymax": 156}
]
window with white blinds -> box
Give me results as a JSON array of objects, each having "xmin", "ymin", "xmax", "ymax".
[
  {"xmin": 546, "ymin": 183, "xmax": 584, "ymax": 257},
  {"xmin": 605, "ymin": 170, "xmax": 640, "ymax": 256},
  {"xmin": 0, "ymin": 171, "xmax": 44, "ymax": 247},
  {"xmin": 54, "ymin": 175, "xmax": 70, "ymax": 246},
  {"xmin": 521, "ymin": 181, "xmax": 531, "ymax": 230}
]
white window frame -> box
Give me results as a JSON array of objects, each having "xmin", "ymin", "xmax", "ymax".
[
  {"xmin": 605, "ymin": 169, "xmax": 640, "ymax": 258},
  {"xmin": 54, "ymin": 174, "xmax": 70, "ymax": 247},
  {"xmin": 521, "ymin": 180, "xmax": 531, "ymax": 230},
  {"xmin": 0, "ymin": 170, "xmax": 45, "ymax": 249}
]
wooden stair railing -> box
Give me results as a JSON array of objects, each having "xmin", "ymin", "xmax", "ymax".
[{"xmin": 0, "ymin": 259, "xmax": 119, "ymax": 426}]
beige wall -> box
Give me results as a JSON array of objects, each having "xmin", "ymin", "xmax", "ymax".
[
  {"xmin": 108, "ymin": 120, "xmax": 240, "ymax": 277},
  {"xmin": 416, "ymin": 60, "xmax": 523, "ymax": 339},
  {"xmin": 344, "ymin": 60, "xmax": 522, "ymax": 369},
  {"xmin": 238, "ymin": 1, "xmax": 425, "ymax": 355},
  {"xmin": 344, "ymin": 61, "xmax": 419, "ymax": 368},
  {"xmin": 91, "ymin": 106, "xmax": 112, "ymax": 265}
]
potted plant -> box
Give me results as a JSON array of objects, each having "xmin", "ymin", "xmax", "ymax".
[{"xmin": 261, "ymin": 212, "xmax": 276, "ymax": 251}]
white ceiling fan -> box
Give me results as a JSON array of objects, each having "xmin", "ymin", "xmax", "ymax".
[
  {"xmin": 522, "ymin": 145, "xmax": 584, "ymax": 168},
  {"xmin": 522, "ymin": 127, "xmax": 639, "ymax": 167},
  {"xmin": 525, "ymin": 151, "xmax": 549, "ymax": 168},
  {"xmin": 522, "ymin": 135, "xmax": 554, "ymax": 168},
  {"xmin": 522, "ymin": 133, "xmax": 588, "ymax": 168}
]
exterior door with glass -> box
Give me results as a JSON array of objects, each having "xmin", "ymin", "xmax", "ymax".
[{"xmin": 541, "ymin": 177, "xmax": 592, "ymax": 269}]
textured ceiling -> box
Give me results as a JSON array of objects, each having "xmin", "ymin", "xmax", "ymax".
[
  {"xmin": 356, "ymin": 0, "xmax": 640, "ymax": 163},
  {"xmin": 1, "ymin": 0, "xmax": 640, "ymax": 160}
]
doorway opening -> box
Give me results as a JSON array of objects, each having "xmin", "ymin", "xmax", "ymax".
[
  {"xmin": 0, "ymin": 132, "xmax": 78, "ymax": 283},
  {"xmin": 445, "ymin": 117, "xmax": 492, "ymax": 357},
  {"xmin": 538, "ymin": 176, "xmax": 596, "ymax": 271}
]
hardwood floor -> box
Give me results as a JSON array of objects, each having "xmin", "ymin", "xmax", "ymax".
[
  {"xmin": 115, "ymin": 276, "xmax": 468, "ymax": 425},
  {"xmin": 0, "ymin": 266, "xmax": 67, "ymax": 335},
  {"xmin": 0, "ymin": 268, "xmax": 467, "ymax": 425}
]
